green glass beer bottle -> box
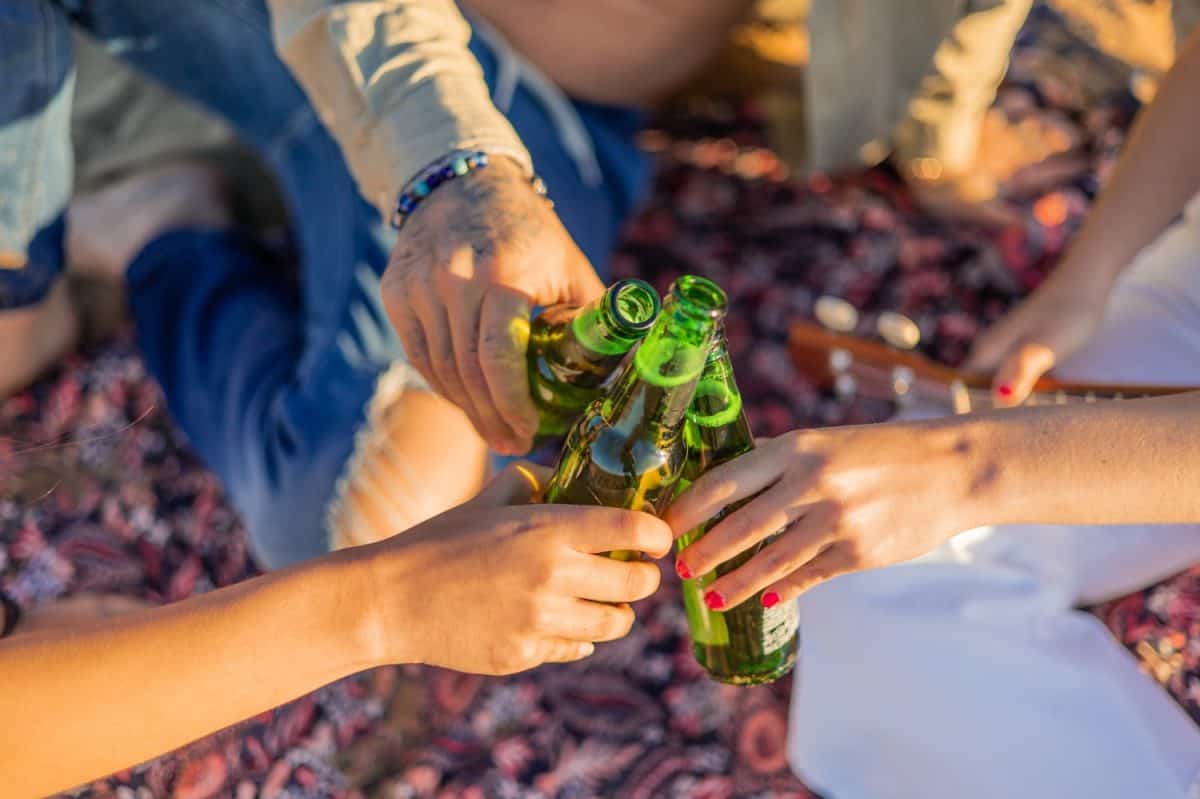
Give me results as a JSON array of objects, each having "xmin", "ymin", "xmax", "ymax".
[
  {"xmin": 543, "ymin": 276, "xmax": 728, "ymax": 560},
  {"xmin": 527, "ymin": 279, "xmax": 661, "ymax": 439},
  {"xmin": 676, "ymin": 331, "xmax": 799, "ymax": 684}
]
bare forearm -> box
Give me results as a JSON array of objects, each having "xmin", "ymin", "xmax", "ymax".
[
  {"xmin": 0, "ymin": 550, "xmax": 381, "ymax": 797},
  {"xmin": 1060, "ymin": 30, "xmax": 1200, "ymax": 282},
  {"xmin": 963, "ymin": 392, "xmax": 1200, "ymax": 526}
]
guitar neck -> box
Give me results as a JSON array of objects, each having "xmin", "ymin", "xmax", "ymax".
[
  {"xmin": 787, "ymin": 319, "xmax": 1193, "ymax": 414},
  {"xmin": 954, "ymin": 373, "xmax": 1184, "ymax": 402}
]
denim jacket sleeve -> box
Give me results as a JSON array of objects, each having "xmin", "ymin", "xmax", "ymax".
[{"xmin": 266, "ymin": 0, "xmax": 534, "ymax": 219}]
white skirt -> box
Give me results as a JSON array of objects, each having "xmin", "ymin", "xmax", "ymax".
[{"xmin": 789, "ymin": 203, "xmax": 1200, "ymax": 799}]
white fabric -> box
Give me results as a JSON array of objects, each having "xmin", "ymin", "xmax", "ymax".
[{"xmin": 789, "ymin": 203, "xmax": 1200, "ymax": 799}]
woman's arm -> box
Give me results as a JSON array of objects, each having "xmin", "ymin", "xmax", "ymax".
[
  {"xmin": 1043, "ymin": 28, "xmax": 1200, "ymax": 285},
  {"xmin": 2, "ymin": 551, "xmax": 375, "ymax": 798},
  {"xmin": 967, "ymin": 391, "xmax": 1200, "ymax": 527},
  {"xmin": 666, "ymin": 392, "xmax": 1200, "ymax": 609},
  {"xmin": 1, "ymin": 465, "xmax": 670, "ymax": 797},
  {"xmin": 966, "ymin": 29, "xmax": 1200, "ymax": 401}
]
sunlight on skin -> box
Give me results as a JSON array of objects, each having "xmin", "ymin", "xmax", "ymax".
[
  {"xmin": 508, "ymin": 315, "xmax": 531, "ymax": 350},
  {"xmin": 330, "ymin": 389, "xmax": 489, "ymax": 549}
]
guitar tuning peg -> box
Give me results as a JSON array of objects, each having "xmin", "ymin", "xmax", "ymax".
[
  {"xmin": 814, "ymin": 296, "xmax": 859, "ymax": 333},
  {"xmin": 834, "ymin": 373, "xmax": 857, "ymax": 402},
  {"xmin": 891, "ymin": 366, "xmax": 916, "ymax": 406},
  {"xmin": 876, "ymin": 311, "xmax": 921, "ymax": 351}
]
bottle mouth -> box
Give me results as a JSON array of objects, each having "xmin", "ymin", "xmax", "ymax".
[
  {"xmin": 671, "ymin": 276, "xmax": 728, "ymax": 320},
  {"xmin": 609, "ymin": 279, "xmax": 661, "ymax": 332}
]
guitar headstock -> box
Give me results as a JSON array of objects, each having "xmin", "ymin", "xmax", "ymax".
[
  {"xmin": 789, "ymin": 297, "xmax": 1188, "ymax": 413},
  {"xmin": 792, "ymin": 297, "xmax": 977, "ymax": 411}
]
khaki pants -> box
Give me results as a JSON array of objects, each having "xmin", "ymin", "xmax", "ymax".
[{"xmin": 783, "ymin": 0, "xmax": 1200, "ymax": 174}]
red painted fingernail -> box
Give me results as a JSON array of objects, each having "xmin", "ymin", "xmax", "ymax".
[
  {"xmin": 761, "ymin": 591, "xmax": 781, "ymax": 608},
  {"xmin": 703, "ymin": 590, "xmax": 726, "ymax": 610},
  {"xmin": 675, "ymin": 559, "xmax": 692, "ymax": 580},
  {"xmin": 997, "ymin": 384, "xmax": 1013, "ymax": 398}
]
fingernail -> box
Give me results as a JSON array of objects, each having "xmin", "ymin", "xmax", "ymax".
[
  {"xmin": 997, "ymin": 384, "xmax": 1013, "ymax": 398},
  {"xmin": 761, "ymin": 591, "xmax": 781, "ymax": 608},
  {"xmin": 703, "ymin": 589, "xmax": 726, "ymax": 610},
  {"xmin": 675, "ymin": 559, "xmax": 692, "ymax": 580}
]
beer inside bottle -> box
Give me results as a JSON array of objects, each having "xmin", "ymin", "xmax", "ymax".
[
  {"xmin": 676, "ymin": 332, "xmax": 799, "ymax": 685},
  {"xmin": 543, "ymin": 276, "xmax": 728, "ymax": 560},
  {"xmin": 528, "ymin": 279, "xmax": 661, "ymax": 439}
]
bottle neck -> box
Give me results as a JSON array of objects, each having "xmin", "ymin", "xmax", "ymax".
[
  {"xmin": 603, "ymin": 350, "xmax": 702, "ymax": 435},
  {"xmin": 685, "ymin": 337, "xmax": 754, "ymax": 473},
  {"xmin": 600, "ymin": 275, "xmax": 726, "ymax": 438},
  {"xmin": 602, "ymin": 311, "xmax": 716, "ymax": 434},
  {"xmin": 569, "ymin": 279, "xmax": 659, "ymax": 356}
]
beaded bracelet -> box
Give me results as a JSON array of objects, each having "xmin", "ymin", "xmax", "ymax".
[{"xmin": 390, "ymin": 150, "xmax": 550, "ymax": 230}]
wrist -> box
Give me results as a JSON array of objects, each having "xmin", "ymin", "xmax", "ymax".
[
  {"xmin": 903, "ymin": 417, "xmax": 1013, "ymax": 533},
  {"xmin": 392, "ymin": 152, "xmax": 547, "ymax": 230},
  {"xmin": 302, "ymin": 548, "xmax": 400, "ymax": 671},
  {"xmin": 354, "ymin": 540, "xmax": 426, "ymax": 667},
  {"xmin": 927, "ymin": 412, "xmax": 1049, "ymax": 530}
]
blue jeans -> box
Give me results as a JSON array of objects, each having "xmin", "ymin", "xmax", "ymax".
[{"xmin": 0, "ymin": 0, "xmax": 648, "ymax": 568}]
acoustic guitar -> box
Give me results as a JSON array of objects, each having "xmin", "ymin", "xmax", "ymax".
[{"xmin": 788, "ymin": 297, "xmax": 1191, "ymax": 415}]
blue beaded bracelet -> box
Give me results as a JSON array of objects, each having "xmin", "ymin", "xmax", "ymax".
[{"xmin": 391, "ymin": 150, "xmax": 550, "ymax": 229}]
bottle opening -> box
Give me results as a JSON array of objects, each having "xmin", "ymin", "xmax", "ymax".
[
  {"xmin": 672, "ymin": 276, "xmax": 728, "ymax": 319},
  {"xmin": 609, "ymin": 279, "xmax": 661, "ymax": 332}
]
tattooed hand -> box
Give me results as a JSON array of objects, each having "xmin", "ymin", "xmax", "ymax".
[{"xmin": 382, "ymin": 157, "xmax": 604, "ymax": 454}]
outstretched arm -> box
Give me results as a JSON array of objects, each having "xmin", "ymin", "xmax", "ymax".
[
  {"xmin": 2, "ymin": 466, "xmax": 671, "ymax": 796},
  {"xmin": 668, "ymin": 392, "xmax": 1200, "ymax": 609},
  {"xmin": 2, "ymin": 550, "xmax": 376, "ymax": 798},
  {"xmin": 967, "ymin": 29, "xmax": 1200, "ymax": 402}
]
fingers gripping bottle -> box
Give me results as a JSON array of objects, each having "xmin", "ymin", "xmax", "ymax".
[
  {"xmin": 543, "ymin": 276, "xmax": 727, "ymax": 560},
  {"xmin": 677, "ymin": 331, "xmax": 799, "ymax": 684},
  {"xmin": 527, "ymin": 279, "xmax": 661, "ymax": 440}
]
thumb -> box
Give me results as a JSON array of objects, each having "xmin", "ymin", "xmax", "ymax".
[
  {"xmin": 563, "ymin": 247, "xmax": 605, "ymax": 306},
  {"xmin": 992, "ymin": 341, "xmax": 1056, "ymax": 406},
  {"xmin": 543, "ymin": 639, "xmax": 596, "ymax": 663},
  {"xmin": 468, "ymin": 462, "xmax": 553, "ymax": 507}
]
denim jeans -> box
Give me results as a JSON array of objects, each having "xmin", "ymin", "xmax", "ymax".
[{"xmin": 0, "ymin": 0, "xmax": 648, "ymax": 568}]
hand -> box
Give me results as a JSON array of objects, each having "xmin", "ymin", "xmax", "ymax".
[
  {"xmin": 904, "ymin": 170, "xmax": 1023, "ymax": 230},
  {"xmin": 900, "ymin": 106, "xmax": 1088, "ymax": 229},
  {"xmin": 366, "ymin": 463, "xmax": 672, "ymax": 675},
  {"xmin": 666, "ymin": 425, "xmax": 982, "ymax": 608},
  {"xmin": 382, "ymin": 157, "xmax": 605, "ymax": 455},
  {"xmin": 964, "ymin": 265, "xmax": 1115, "ymax": 406}
]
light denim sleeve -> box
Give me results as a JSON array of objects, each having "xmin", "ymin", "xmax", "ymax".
[{"xmin": 0, "ymin": 0, "xmax": 75, "ymax": 308}]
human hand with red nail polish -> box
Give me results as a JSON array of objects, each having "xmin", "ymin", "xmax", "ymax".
[
  {"xmin": 666, "ymin": 423, "xmax": 986, "ymax": 609},
  {"xmin": 365, "ymin": 462, "xmax": 672, "ymax": 675},
  {"xmin": 964, "ymin": 260, "xmax": 1115, "ymax": 407}
]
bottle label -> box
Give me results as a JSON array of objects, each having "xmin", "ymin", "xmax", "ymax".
[{"xmin": 760, "ymin": 595, "xmax": 800, "ymax": 653}]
